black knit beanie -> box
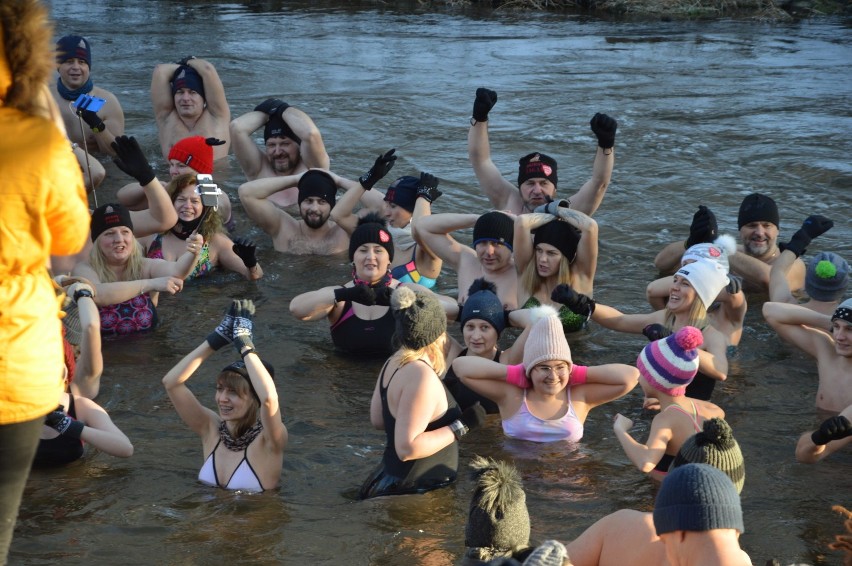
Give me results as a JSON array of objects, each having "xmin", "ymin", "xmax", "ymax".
[
  {"xmin": 298, "ymin": 170, "xmax": 337, "ymax": 207},
  {"xmin": 473, "ymin": 211, "xmax": 514, "ymax": 251},
  {"xmin": 737, "ymin": 193, "xmax": 779, "ymax": 229},
  {"xmin": 532, "ymin": 219, "xmax": 581, "ymax": 264},
  {"xmin": 517, "ymin": 152, "xmax": 558, "ymax": 187},
  {"xmin": 349, "ymin": 214, "xmax": 394, "ymax": 262}
]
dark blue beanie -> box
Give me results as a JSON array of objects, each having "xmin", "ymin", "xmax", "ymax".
[
  {"xmin": 56, "ymin": 35, "xmax": 91, "ymax": 67},
  {"xmin": 472, "ymin": 211, "xmax": 514, "ymax": 251},
  {"xmin": 171, "ymin": 65, "xmax": 205, "ymax": 100},
  {"xmin": 461, "ymin": 279, "xmax": 506, "ymax": 335},
  {"xmin": 383, "ymin": 176, "xmax": 419, "ymax": 214},
  {"xmin": 653, "ymin": 464, "xmax": 744, "ymax": 536}
]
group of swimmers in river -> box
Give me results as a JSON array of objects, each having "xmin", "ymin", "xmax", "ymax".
[{"xmin": 43, "ymin": 33, "xmax": 852, "ymax": 564}]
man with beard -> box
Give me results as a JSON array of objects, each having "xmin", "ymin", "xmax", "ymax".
[
  {"xmin": 655, "ymin": 194, "xmax": 805, "ymax": 293},
  {"xmin": 230, "ymin": 97, "xmax": 329, "ymax": 210},
  {"xmin": 151, "ymin": 56, "xmax": 230, "ymax": 161},
  {"xmin": 467, "ymin": 87, "xmax": 617, "ymax": 216},
  {"xmin": 238, "ymin": 169, "xmax": 348, "ymax": 255}
]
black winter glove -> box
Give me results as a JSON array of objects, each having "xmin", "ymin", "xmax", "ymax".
[
  {"xmin": 76, "ymin": 97, "xmax": 106, "ymax": 132},
  {"xmin": 416, "ymin": 172, "xmax": 442, "ymax": 204},
  {"xmin": 811, "ymin": 415, "xmax": 852, "ymax": 446},
  {"xmin": 44, "ymin": 406, "xmax": 84, "ymax": 440},
  {"xmin": 726, "ymin": 274, "xmax": 743, "ymax": 295},
  {"xmin": 111, "ymin": 135, "xmax": 155, "ymax": 186},
  {"xmin": 642, "ymin": 323, "xmax": 670, "ymax": 342},
  {"xmin": 472, "ymin": 88, "xmax": 498, "ymax": 122},
  {"xmin": 177, "ymin": 56, "xmax": 196, "ymax": 66},
  {"xmin": 533, "ymin": 198, "xmax": 570, "ymax": 216},
  {"xmin": 685, "ymin": 205, "xmax": 718, "ymax": 249},
  {"xmin": 590, "ymin": 113, "xmax": 617, "ymax": 149},
  {"xmin": 254, "ymin": 97, "xmax": 289, "ymax": 116},
  {"xmin": 231, "ymin": 299, "xmax": 256, "ymax": 356},
  {"xmin": 206, "ymin": 301, "xmax": 237, "ymax": 351},
  {"xmin": 450, "ymin": 402, "xmax": 487, "ymax": 439},
  {"xmin": 359, "ymin": 149, "xmax": 397, "ymax": 190},
  {"xmin": 782, "ymin": 215, "xmax": 834, "ymax": 258},
  {"xmin": 334, "ymin": 284, "xmax": 377, "ymax": 306},
  {"xmin": 232, "ymin": 238, "xmax": 258, "ymax": 269},
  {"xmin": 551, "ymin": 284, "xmax": 596, "ymax": 317},
  {"xmin": 373, "ymin": 286, "xmax": 394, "ymax": 307}
]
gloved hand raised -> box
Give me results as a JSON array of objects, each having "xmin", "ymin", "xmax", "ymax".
[
  {"xmin": 782, "ymin": 215, "xmax": 834, "ymax": 258},
  {"xmin": 685, "ymin": 205, "xmax": 718, "ymax": 249},
  {"xmin": 811, "ymin": 415, "xmax": 852, "ymax": 446},
  {"xmin": 231, "ymin": 299, "xmax": 256, "ymax": 357},
  {"xmin": 449, "ymin": 402, "xmax": 487, "ymax": 439},
  {"xmin": 232, "ymin": 238, "xmax": 258, "ymax": 269},
  {"xmin": 44, "ymin": 405, "xmax": 84, "ymax": 440},
  {"xmin": 416, "ymin": 172, "xmax": 442, "ymax": 204},
  {"xmin": 254, "ymin": 97, "xmax": 288, "ymax": 116},
  {"xmin": 551, "ymin": 284, "xmax": 596, "ymax": 317},
  {"xmin": 359, "ymin": 149, "xmax": 397, "ymax": 190},
  {"xmin": 76, "ymin": 96, "xmax": 106, "ymax": 132},
  {"xmin": 206, "ymin": 301, "xmax": 237, "ymax": 351},
  {"xmin": 111, "ymin": 135, "xmax": 155, "ymax": 186},
  {"xmin": 725, "ymin": 274, "xmax": 743, "ymax": 295},
  {"xmin": 590, "ymin": 113, "xmax": 617, "ymax": 150},
  {"xmin": 334, "ymin": 284, "xmax": 379, "ymax": 306},
  {"xmin": 642, "ymin": 323, "xmax": 670, "ymax": 342},
  {"xmin": 472, "ymin": 88, "xmax": 498, "ymax": 123}
]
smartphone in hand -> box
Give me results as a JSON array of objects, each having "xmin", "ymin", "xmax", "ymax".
[{"xmin": 73, "ymin": 93, "xmax": 106, "ymax": 113}]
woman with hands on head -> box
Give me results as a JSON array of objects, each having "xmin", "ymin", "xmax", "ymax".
[
  {"xmin": 138, "ymin": 173, "xmax": 262, "ymax": 281},
  {"xmin": 513, "ymin": 203, "xmax": 598, "ymax": 333},
  {"xmin": 451, "ymin": 312, "xmax": 638, "ymax": 443},
  {"xmin": 163, "ymin": 300, "xmax": 287, "ymax": 492},
  {"xmin": 554, "ymin": 257, "xmax": 730, "ymax": 401},
  {"xmin": 330, "ymin": 148, "xmax": 443, "ymax": 289},
  {"xmin": 359, "ymin": 286, "xmax": 486, "ymax": 499},
  {"xmin": 72, "ymin": 201, "xmax": 203, "ymax": 336}
]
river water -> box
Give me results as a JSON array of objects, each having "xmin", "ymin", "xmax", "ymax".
[{"xmin": 14, "ymin": 1, "xmax": 851, "ymax": 564}]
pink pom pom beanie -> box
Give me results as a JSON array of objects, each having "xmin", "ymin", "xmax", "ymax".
[{"xmin": 637, "ymin": 326, "xmax": 703, "ymax": 396}]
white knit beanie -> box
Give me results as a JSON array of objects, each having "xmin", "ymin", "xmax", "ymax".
[
  {"xmin": 522, "ymin": 315, "xmax": 571, "ymax": 377},
  {"xmin": 676, "ymin": 258, "xmax": 729, "ymax": 310}
]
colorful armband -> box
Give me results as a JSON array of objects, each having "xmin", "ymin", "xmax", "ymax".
[
  {"xmin": 506, "ymin": 364, "xmax": 530, "ymax": 389},
  {"xmin": 569, "ymin": 364, "xmax": 588, "ymax": 386}
]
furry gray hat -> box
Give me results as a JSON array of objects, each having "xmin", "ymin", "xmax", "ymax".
[
  {"xmin": 391, "ymin": 286, "xmax": 445, "ymax": 350},
  {"xmin": 464, "ymin": 456, "xmax": 531, "ymax": 561}
]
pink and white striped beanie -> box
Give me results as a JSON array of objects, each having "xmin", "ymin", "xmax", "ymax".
[{"xmin": 636, "ymin": 326, "xmax": 703, "ymax": 396}]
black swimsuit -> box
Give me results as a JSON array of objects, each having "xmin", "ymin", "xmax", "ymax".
[
  {"xmin": 330, "ymin": 300, "xmax": 396, "ymax": 357},
  {"xmin": 442, "ymin": 348, "xmax": 501, "ymax": 414},
  {"xmin": 358, "ymin": 361, "xmax": 461, "ymax": 499},
  {"xmin": 33, "ymin": 395, "xmax": 84, "ymax": 467}
]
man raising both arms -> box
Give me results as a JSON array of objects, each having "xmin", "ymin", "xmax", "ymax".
[
  {"xmin": 151, "ymin": 56, "xmax": 230, "ymax": 161},
  {"xmin": 230, "ymin": 97, "xmax": 329, "ymax": 210},
  {"xmin": 467, "ymin": 87, "xmax": 617, "ymax": 216}
]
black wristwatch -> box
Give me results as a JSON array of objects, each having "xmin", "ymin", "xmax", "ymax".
[{"xmin": 73, "ymin": 289, "xmax": 93, "ymax": 303}]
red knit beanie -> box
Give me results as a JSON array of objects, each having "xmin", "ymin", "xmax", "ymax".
[{"xmin": 168, "ymin": 136, "xmax": 213, "ymax": 174}]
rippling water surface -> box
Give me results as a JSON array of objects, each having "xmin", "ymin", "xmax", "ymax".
[{"xmin": 16, "ymin": 2, "xmax": 852, "ymax": 564}]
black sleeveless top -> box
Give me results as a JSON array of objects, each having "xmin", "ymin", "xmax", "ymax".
[
  {"xmin": 330, "ymin": 300, "xmax": 396, "ymax": 357},
  {"xmin": 358, "ymin": 360, "xmax": 461, "ymax": 499},
  {"xmin": 33, "ymin": 395, "xmax": 84, "ymax": 467}
]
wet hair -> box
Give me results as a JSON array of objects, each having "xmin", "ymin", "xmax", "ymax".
[
  {"xmin": 163, "ymin": 173, "xmax": 225, "ymax": 241},
  {"xmin": 88, "ymin": 231, "xmax": 145, "ymax": 283},
  {"xmin": 518, "ymin": 252, "xmax": 572, "ymax": 300},
  {"xmin": 216, "ymin": 369, "xmax": 260, "ymax": 438}
]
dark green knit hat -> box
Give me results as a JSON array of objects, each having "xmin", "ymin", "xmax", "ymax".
[
  {"xmin": 390, "ymin": 286, "xmax": 445, "ymax": 350},
  {"xmin": 671, "ymin": 417, "xmax": 745, "ymax": 494}
]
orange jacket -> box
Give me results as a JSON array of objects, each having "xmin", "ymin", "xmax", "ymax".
[{"xmin": 0, "ymin": 109, "xmax": 90, "ymax": 424}]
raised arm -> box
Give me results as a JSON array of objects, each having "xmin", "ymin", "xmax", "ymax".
[
  {"xmin": 214, "ymin": 235, "xmax": 263, "ymax": 281},
  {"xmin": 65, "ymin": 281, "xmax": 103, "ymax": 399},
  {"xmin": 613, "ymin": 413, "xmax": 670, "ymax": 473},
  {"xmin": 729, "ymin": 250, "xmax": 773, "ymax": 289},
  {"xmin": 655, "ymin": 206, "xmax": 718, "ymax": 273},
  {"xmin": 577, "ymin": 363, "xmax": 640, "ymax": 410},
  {"xmin": 696, "ymin": 328, "xmax": 728, "ymax": 382},
  {"xmin": 467, "ymin": 88, "xmax": 514, "ymax": 210},
  {"xmin": 185, "ymin": 58, "xmax": 228, "ymax": 118},
  {"xmin": 768, "ymin": 249, "xmax": 799, "ymax": 303},
  {"xmin": 654, "ymin": 241, "xmax": 688, "ymax": 273},
  {"xmin": 282, "ymin": 105, "xmax": 329, "ymax": 169},
  {"xmin": 151, "ymin": 62, "xmax": 179, "ymax": 122},
  {"xmin": 453, "ymin": 356, "xmax": 516, "ymax": 406},
  {"xmin": 147, "ymin": 234, "xmax": 203, "ymax": 280},
  {"xmin": 162, "ymin": 340, "xmax": 219, "ymax": 436},
  {"xmin": 329, "ymin": 175, "xmax": 374, "ymax": 236},
  {"xmin": 556, "ymin": 207, "xmax": 598, "ymax": 294},
  {"xmin": 70, "ymin": 397, "xmax": 134, "ymax": 457},
  {"xmin": 289, "ymin": 285, "xmax": 343, "ymax": 322},
  {"xmin": 565, "ymin": 113, "xmax": 617, "ymax": 217},
  {"xmin": 513, "ymin": 213, "xmax": 553, "ymax": 276},
  {"xmin": 763, "ymin": 301, "xmax": 833, "ymax": 358},
  {"xmin": 414, "ymin": 213, "xmax": 478, "ymax": 271},
  {"xmin": 229, "ymin": 109, "xmax": 268, "ymax": 179},
  {"xmin": 591, "ymin": 301, "xmax": 660, "ymax": 334},
  {"xmin": 238, "ymin": 173, "xmax": 303, "ymax": 239}
]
